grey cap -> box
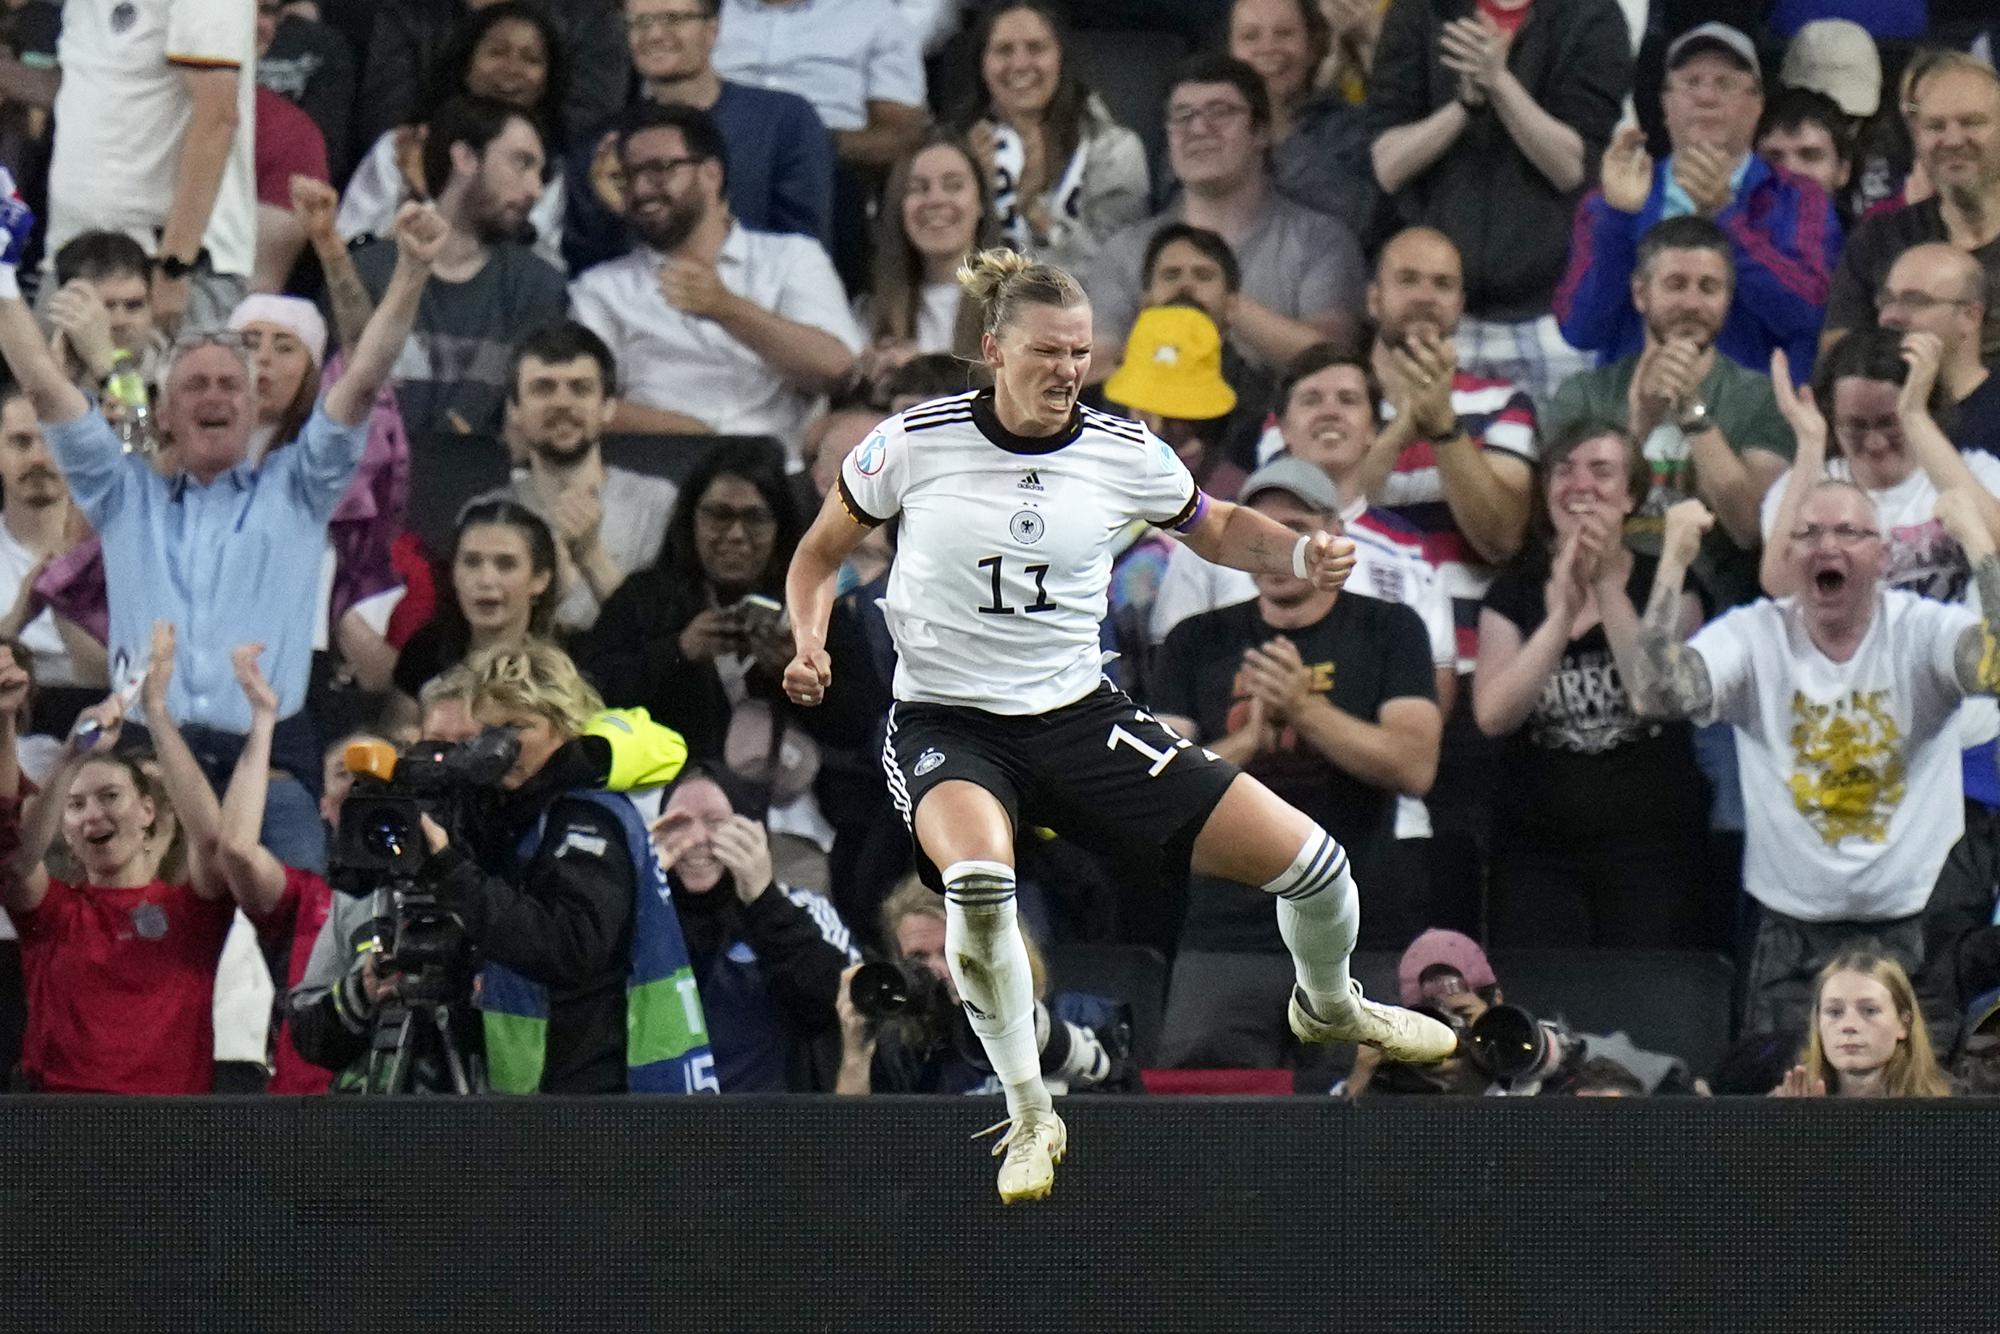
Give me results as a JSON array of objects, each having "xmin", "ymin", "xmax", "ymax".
[
  {"xmin": 1238, "ymin": 454, "xmax": 1340, "ymax": 515},
  {"xmin": 1666, "ymin": 21, "xmax": 1761, "ymax": 84}
]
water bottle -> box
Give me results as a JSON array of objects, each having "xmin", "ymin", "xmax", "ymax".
[{"xmin": 105, "ymin": 350, "xmax": 154, "ymax": 455}]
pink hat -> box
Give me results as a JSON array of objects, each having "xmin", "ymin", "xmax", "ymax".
[
  {"xmin": 227, "ymin": 294, "xmax": 328, "ymax": 368},
  {"xmin": 1397, "ymin": 929, "xmax": 1497, "ymax": 1006}
]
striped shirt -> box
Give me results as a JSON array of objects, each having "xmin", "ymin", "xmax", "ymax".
[{"xmin": 1377, "ymin": 372, "xmax": 1538, "ymax": 672}]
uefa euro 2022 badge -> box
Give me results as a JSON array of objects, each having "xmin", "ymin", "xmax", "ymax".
[{"xmin": 130, "ymin": 901, "xmax": 169, "ymax": 941}]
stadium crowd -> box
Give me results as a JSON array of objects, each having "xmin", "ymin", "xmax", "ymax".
[{"xmin": 0, "ymin": 0, "xmax": 1998, "ymax": 1102}]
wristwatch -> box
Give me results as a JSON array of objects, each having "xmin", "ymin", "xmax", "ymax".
[
  {"xmin": 1676, "ymin": 399, "xmax": 1712, "ymax": 434},
  {"xmin": 153, "ymin": 252, "xmax": 200, "ymax": 281}
]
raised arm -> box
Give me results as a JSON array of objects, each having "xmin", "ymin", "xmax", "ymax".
[
  {"xmin": 1933, "ymin": 489, "xmax": 2000, "ymax": 697},
  {"xmin": 138, "ymin": 622, "xmax": 225, "ymax": 900},
  {"xmin": 0, "ymin": 648, "xmax": 47, "ymax": 913},
  {"xmin": 322, "ymin": 202, "xmax": 444, "ymax": 427},
  {"xmin": 7, "ymin": 693, "xmax": 127, "ymax": 912},
  {"xmin": 1627, "ymin": 500, "xmax": 1716, "ymax": 720},
  {"xmin": 213, "ymin": 644, "xmax": 290, "ymax": 916},
  {"xmin": 293, "ymin": 174, "xmax": 375, "ymax": 356},
  {"xmin": 1760, "ymin": 348, "xmax": 1829, "ymax": 597},
  {"xmin": 0, "ymin": 178, "xmax": 87, "ymax": 424},
  {"xmin": 783, "ymin": 484, "xmax": 876, "ymax": 708},
  {"xmin": 1900, "ymin": 334, "xmax": 2000, "ymax": 539}
]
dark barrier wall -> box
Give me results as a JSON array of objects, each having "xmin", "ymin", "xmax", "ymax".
[{"xmin": 2, "ymin": 1096, "xmax": 1998, "ymax": 1333}]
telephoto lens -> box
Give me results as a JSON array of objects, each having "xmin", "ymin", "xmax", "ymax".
[{"xmin": 848, "ymin": 961, "xmax": 919, "ymax": 1020}]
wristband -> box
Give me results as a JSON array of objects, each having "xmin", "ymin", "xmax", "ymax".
[
  {"xmin": 1292, "ymin": 534, "xmax": 1311, "ymax": 580},
  {"xmin": 0, "ymin": 265, "xmax": 18, "ymax": 302}
]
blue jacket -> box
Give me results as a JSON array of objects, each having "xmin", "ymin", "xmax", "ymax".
[{"xmin": 1554, "ymin": 154, "xmax": 1839, "ymax": 384}]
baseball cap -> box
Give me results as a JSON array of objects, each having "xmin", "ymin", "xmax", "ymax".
[
  {"xmin": 1104, "ymin": 305, "xmax": 1237, "ymax": 422},
  {"xmin": 1397, "ymin": 929, "xmax": 1497, "ymax": 1007},
  {"xmin": 1780, "ymin": 20, "xmax": 1880, "ymax": 118},
  {"xmin": 1238, "ymin": 453, "xmax": 1340, "ymax": 515},
  {"xmin": 1666, "ymin": 22, "xmax": 1761, "ymax": 86}
]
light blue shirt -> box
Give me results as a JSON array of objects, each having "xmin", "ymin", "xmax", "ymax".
[{"xmin": 46, "ymin": 402, "xmax": 368, "ymax": 733}]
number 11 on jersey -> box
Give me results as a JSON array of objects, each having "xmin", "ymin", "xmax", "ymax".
[{"xmin": 976, "ymin": 556, "xmax": 1058, "ymax": 616}]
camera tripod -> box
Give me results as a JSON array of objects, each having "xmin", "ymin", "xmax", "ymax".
[{"xmin": 364, "ymin": 993, "xmax": 478, "ymax": 1095}]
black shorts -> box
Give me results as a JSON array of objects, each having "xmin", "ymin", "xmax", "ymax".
[{"xmin": 883, "ymin": 681, "xmax": 1241, "ymax": 891}]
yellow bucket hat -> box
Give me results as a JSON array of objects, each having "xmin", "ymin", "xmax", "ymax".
[{"xmin": 1104, "ymin": 305, "xmax": 1237, "ymax": 422}]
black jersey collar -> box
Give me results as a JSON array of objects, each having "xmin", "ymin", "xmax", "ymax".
[{"xmin": 971, "ymin": 388, "xmax": 1082, "ymax": 455}]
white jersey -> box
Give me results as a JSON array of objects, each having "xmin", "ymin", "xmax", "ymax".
[{"xmin": 839, "ymin": 391, "xmax": 1202, "ymax": 715}]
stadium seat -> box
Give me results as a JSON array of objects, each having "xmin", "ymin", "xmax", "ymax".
[
  {"xmin": 600, "ymin": 433, "xmax": 786, "ymax": 491},
  {"xmin": 1140, "ymin": 1067, "xmax": 1292, "ymax": 1095},
  {"xmin": 1066, "ymin": 29, "xmax": 1188, "ymax": 196}
]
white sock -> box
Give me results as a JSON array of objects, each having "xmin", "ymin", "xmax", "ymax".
[
  {"xmin": 942, "ymin": 860, "xmax": 1051, "ymax": 1121},
  {"xmin": 1264, "ymin": 829, "xmax": 1359, "ymax": 1010}
]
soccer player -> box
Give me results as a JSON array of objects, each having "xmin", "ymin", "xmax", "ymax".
[{"xmin": 784, "ymin": 248, "xmax": 1455, "ymax": 1203}]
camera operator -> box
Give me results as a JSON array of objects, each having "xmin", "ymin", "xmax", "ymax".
[
  {"xmin": 1342, "ymin": 930, "xmax": 1695, "ymax": 1097},
  {"xmin": 832, "ymin": 878, "xmax": 1118, "ymax": 1097},
  {"xmin": 289, "ymin": 641, "xmax": 713, "ymax": 1094}
]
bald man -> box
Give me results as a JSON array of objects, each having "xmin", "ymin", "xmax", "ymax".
[{"xmin": 1878, "ymin": 243, "xmax": 1999, "ymax": 456}]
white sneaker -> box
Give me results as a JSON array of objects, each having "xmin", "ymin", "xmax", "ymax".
[
  {"xmin": 977, "ymin": 1109, "xmax": 1069, "ymax": 1204},
  {"xmin": 1289, "ymin": 979, "xmax": 1458, "ymax": 1064}
]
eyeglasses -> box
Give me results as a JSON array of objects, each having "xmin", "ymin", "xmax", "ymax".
[
  {"xmin": 626, "ymin": 11, "xmax": 713, "ymax": 34},
  {"xmin": 1876, "ymin": 288, "xmax": 1974, "ymax": 314},
  {"xmin": 1665, "ymin": 72, "xmax": 1758, "ymax": 97},
  {"xmin": 1165, "ymin": 101, "xmax": 1251, "ymax": 132},
  {"xmin": 172, "ymin": 329, "xmax": 249, "ymax": 352},
  {"xmin": 696, "ymin": 503, "xmax": 776, "ymax": 534},
  {"xmin": 1789, "ymin": 523, "xmax": 1880, "ymax": 547},
  {"xmin": 624, "ymin": 156, "xmax": 706, "ymax": 187}
]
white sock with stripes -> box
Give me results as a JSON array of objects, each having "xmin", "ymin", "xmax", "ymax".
[
  {"xmin": 942, "ymin": 859, "xmax": 1052, "ymax": 1122},
  {"xmin": 1264, "ymin": 828, "xmax": 1360, "ymax": 1013}
]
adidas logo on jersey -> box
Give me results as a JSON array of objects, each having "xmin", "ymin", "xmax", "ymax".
[
  {"xmin": 914, "ymin": 748, "xmax": 945, "ymax": 776},
  {"xmin": 1017, "ymin": 469, "xmax": 1044, "ymax": 492}
]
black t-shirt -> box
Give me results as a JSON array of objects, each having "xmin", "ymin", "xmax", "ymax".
[
  {"xmin": 1480, "ymin": 552, "xmax": 1706, "ymax": 836},
  {"xmin": 1949, "ymin": 372, "xmax": 2000, "ymax": 460},
  {"xmin": 1149, "ymin": 592, "xmax": 1436, "ymax": 953},
  {"xmin": 391, "ymin": 618, "xmax": 469, "ymax": 700},
  {"xmin": 1828, "ymin": 198, "xmax": 2000, "ymax": 362}
]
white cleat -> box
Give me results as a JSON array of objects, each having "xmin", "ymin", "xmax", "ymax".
[
  {"xmin": 977, "ymin": 1109, "xmax": 1069, "ymax": 1204},
  {"xmin": 1289, "ymin": 978, "xmax": 1458, "ymax": 1064}
]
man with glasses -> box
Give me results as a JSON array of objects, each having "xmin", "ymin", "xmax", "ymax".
[
  {"xmin": 1555, "ymin": 22, "xmax": 1838, "ymax": 386},
  {"xmin": 1825, "ymin": 54, "xmax": 2000, "ymax": 367},
  {"xmin": 568, "ymin": 101, "xmax": 861, "ymax": 461},
  {"xmin": 1082, "ymin": 53, "xmax": 1365, "ymax": 382},
  {"xmin": 1629, "ymin": 486, "xmax": 2000, "ymax": 1036},
  {"xmin": 1876, "ymin": 243, "xmax": 1999, "ymax": 457},
  {"xmin": 0, "ymin": 179, "xmax": 444, "ymax": 875},
  {"xmin": 564, "ymin": 0, "xmax": 834, "ymax": 273}
]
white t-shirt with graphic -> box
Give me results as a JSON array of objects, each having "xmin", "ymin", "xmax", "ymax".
[{"xmin": 1693, "ymin": 589, "xmax": 1976, "ymax": 922}]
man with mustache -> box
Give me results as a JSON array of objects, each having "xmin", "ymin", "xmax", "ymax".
[
  {"xmin": 1545, "ymin": 215, "xmax": 1796, "ymax": 612},
  {"xmin": 1555, "ymin": 22, "xmax": 1837, "ymax": 385},
  {"xmin": 346, "ymin": 96, "xmax": 568, "ymax": 439},
  {"xmin": 476, "ymin": 322, "xmax": 678, "ymax": 635},
  {"xmin": 1826, "ymin": 55, "xmax": 2000, "ymax": 367},
  {"xmin": 0, "ymin": 388, "xmax": 92, "ymax": 688},
  {"xmin": 569, "ymin": 100, "xmax": 861, "ymax": 463}
]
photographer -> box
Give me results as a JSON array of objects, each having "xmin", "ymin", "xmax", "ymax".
[
  {"xmin": 1343, "ymin": 930, "xmax": 1695, "ymax": 1097},
  {"xmin": 648, "ymin": 768, "xmax": 860, "ymax": 1092},
  {"xmin": 832, "ymin": 879, "xmax": 1117, "ymax": 1098},
  {"xmin": 290, "ymin": 640, "xmax": 712, "ymax": 1094}
]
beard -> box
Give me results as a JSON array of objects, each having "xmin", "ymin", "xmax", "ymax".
[
  {"xmin": 632, "ymin": 194, "xmax": 706, "ymax": 253},
  {"xmin": 467, "ymin": 179, "xmax": 531, "ymax": 246},
  {"xmin": 529, "ymin": 428, "xmax": 597, "ymax": 468},
  {"xmin": 1644, "ymin": 314, "xmax": 1718, "ymax": 349}
]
